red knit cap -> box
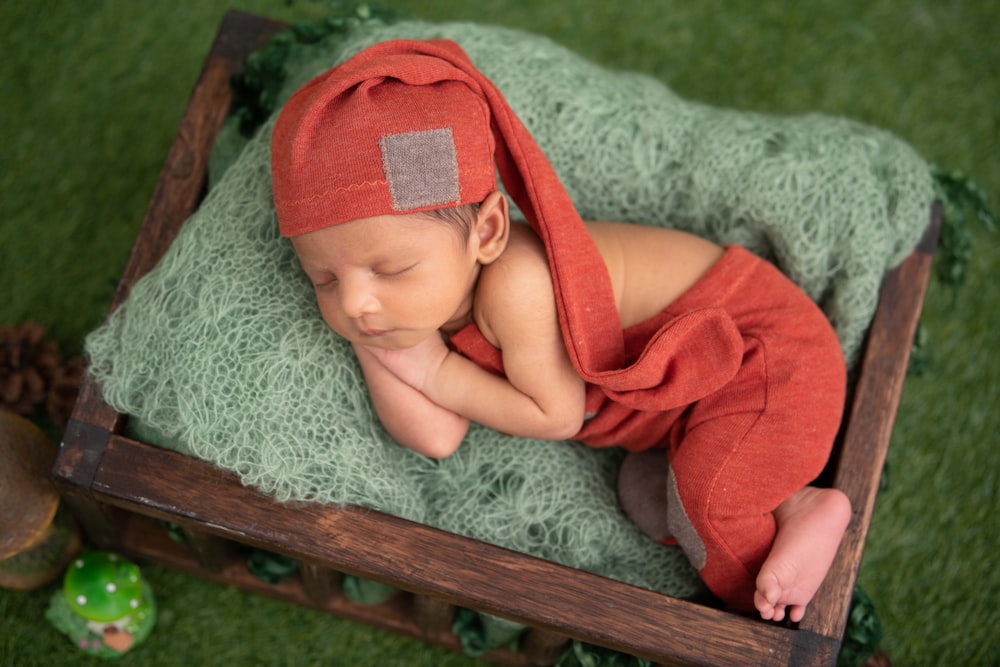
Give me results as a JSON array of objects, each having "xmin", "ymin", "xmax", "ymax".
[
  {"xmin": 272, "ymin": 48, "xmax": 498, "ymax": 235},
  {"xmin": 271, "ymin": 39, "xmax": 626, "ymax": 378}
]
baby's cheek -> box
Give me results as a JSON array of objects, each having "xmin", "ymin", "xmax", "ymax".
[{"xmin": 317, "ymin": 306, "xmax": 349, "ymax": 338}]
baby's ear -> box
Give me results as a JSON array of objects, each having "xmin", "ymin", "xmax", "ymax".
[{"xmin": 474, "ymin": 191, "xmax": 510, "ymax": 264}]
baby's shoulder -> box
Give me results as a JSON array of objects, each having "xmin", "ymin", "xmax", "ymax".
[
  {"xmin": 473, "ymin": 224, "xmax": 555, "ymax": 337},
  {"xmin": 481, "ymin": 223, "xmax": 551, "ymax": 286}
]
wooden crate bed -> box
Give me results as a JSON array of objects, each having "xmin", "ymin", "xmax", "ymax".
[{"xmin": 53, "ymin": 10, "xmax": 940, "ymax": 667}]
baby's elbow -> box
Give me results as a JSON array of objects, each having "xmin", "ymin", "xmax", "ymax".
[
  {"xmin": 409, "ymin": 422, "xmax": 469, "ymax": 460},
  {"xmin": 418, "ymin": 437, "xmax": 463, "ymax": 460},
  {"xmin": 545, "ymin": 408, "xmax": 584, "ymax": 441},
  {"xmin": 552, "ymin": 420, "xmax": 583, "ymax": 441}
]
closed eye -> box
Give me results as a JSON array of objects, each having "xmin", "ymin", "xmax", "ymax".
[
  {"xmin": 377, "ymin": 263, "xmax": 417, "ymax": 278},
  {"xmin": 310, "ymin": 273, "xmax": 338, "ymax": 289}
]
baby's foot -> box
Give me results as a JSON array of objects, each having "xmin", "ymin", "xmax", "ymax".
[{"xmin": 754, "ymin": 487, "xmax": 851, "ymax": 623}]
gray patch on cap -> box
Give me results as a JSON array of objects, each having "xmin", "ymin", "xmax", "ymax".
[{"xmin": 380, "ymin": 128, "xmax": 460, "ymax": 211}]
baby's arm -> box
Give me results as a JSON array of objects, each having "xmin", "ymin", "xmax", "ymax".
[
  {"xmin": 369, "ymin": 240, "xmax": 586, "ymax": 441},
  {"xmin": 353, "ymin": 342, "xmax": 469, "ymax": 458}
]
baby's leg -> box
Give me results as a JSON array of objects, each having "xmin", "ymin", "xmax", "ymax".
[
  {"xmin": 753, "ymin": 486, "xmax": 851, "ymax": 622},
  {"xmin": 619, "ymin": 425, "xmax": 844, "ymax": 615},
  {"xmin": 617, "ymin": 449, "xmax": 672, "ymax": 543},
  {"xmin": 619, "ymin": 450, "xmax": 851, "ymax": 620}
]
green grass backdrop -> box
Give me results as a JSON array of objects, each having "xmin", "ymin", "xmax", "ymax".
[{"xmin": 1, "ymin": 1, "xmax": 997, "ymax": 665}]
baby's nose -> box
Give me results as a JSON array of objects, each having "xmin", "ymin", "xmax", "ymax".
[{"xmin": 340, "ymin": 280, "xmax": 379, "ymax": 319}]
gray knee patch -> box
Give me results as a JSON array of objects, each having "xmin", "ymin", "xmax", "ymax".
[
  {"xmin": 666, "ymin": 466, "xmax": 707, "ymax": 571},
  {"xmin": 617, "ymin": 450, "xmax": 671, "ymax": 542}
]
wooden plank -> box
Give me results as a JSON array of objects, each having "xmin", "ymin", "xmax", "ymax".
[
  {"xmin": 52, "ymin": 417, "xmax": 118, "ymax": 547},
  {"xmin": 802, "ymin": 208, "xmax": 941, "ymax": 643},
  {"xmin": 88, "ymin": 435, "xmax": 824, "ymax": 666},
  {"xmin": 520, "ymin": 628, "xmax": 572, "ymax": 666},
  {"xmin": 107, "ymin": 511, "xmax": 532, "ymax": 666},
  {"xmin": 301, "ymin": 562, "xmax": 343, "ymax": 605},
  {"xmin": 412, "ymin": 594, "xmax": 456, "ymax": 638}
]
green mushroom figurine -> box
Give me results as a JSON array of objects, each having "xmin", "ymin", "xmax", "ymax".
[{"xmin": 45, "ymin": 551, "xmax": 156, "ymax": 657}]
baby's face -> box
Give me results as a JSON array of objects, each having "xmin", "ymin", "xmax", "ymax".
[{"xmin": 291, "ymin": 213, "xmax": 481, "ymax": 350}]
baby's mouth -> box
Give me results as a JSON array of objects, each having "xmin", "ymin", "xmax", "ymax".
[{"xmin": 359, "ymin": 326, "xmax": 394, "ymax": 338}]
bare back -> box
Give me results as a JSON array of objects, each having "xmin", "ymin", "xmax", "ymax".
[
  {"xmin": 502, "ymin": 221, "xmax": 724, "ymax": 331},
  {"xmin": 476, "ymin": 222, "xmax": 724, "ymax": 346},
  {"xmin": 585, "ymin": 221, "xmax": 724, "ymax": 328}
]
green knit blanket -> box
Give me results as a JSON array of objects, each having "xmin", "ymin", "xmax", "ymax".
[{"xmin": 85, "ymin": 18, "xmax": 933, "ymax": 600}]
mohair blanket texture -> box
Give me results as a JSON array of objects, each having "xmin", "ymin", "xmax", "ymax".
[{"xmin": 85, "ymin": 19, "xmax": 933, "ymax": 599}]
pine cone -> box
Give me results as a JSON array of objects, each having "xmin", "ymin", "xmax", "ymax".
[
  {"xmin": 47, "ymin": 357, "xmax": 87, "ymax": 430},
  {"xmin": 0, "ymin": 322, "xmax": 63, "ymax": 417}
]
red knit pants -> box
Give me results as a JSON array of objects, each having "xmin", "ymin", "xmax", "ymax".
[
  {"xmin": 661, "ymin": 322, "xmax": 844, "ymax": 610},
  {"xmin": 575, "ymin": 247, "xmax": 847, "ymax": 609}
]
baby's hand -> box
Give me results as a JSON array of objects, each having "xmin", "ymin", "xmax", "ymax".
[{"xmin": 363, "ymin": 333, "xmax": 449, "ymax": 391}]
